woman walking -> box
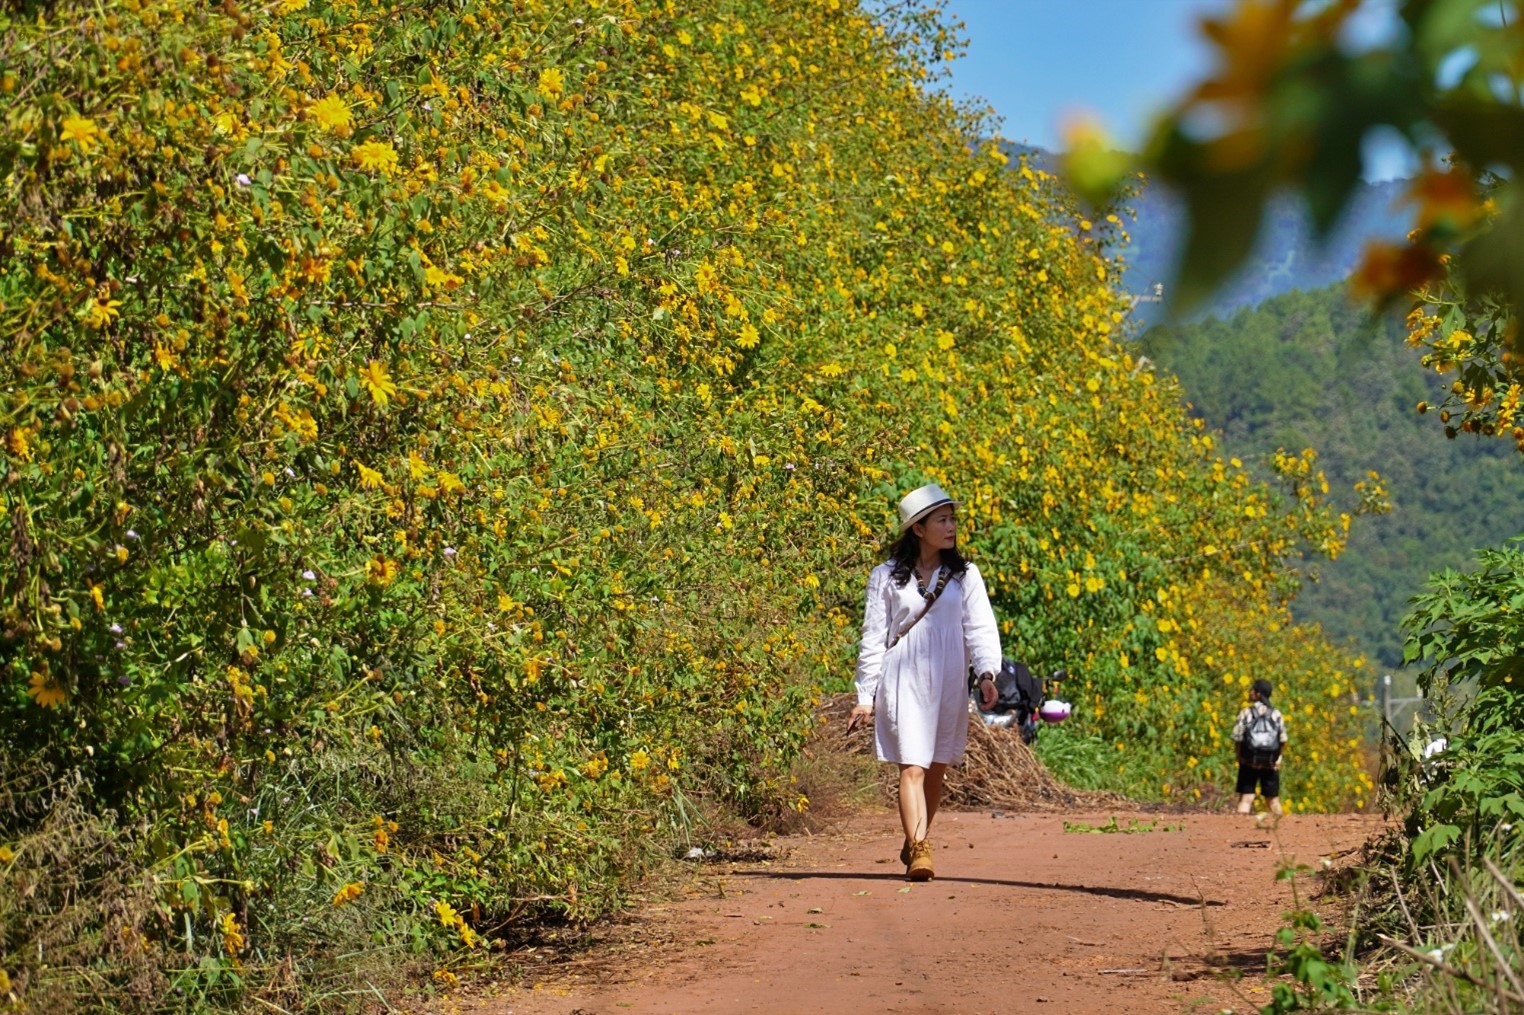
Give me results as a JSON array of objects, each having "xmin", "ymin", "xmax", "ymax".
[{"xmin": 848, "ymin": 483, "xmax": 1002, "ymax": 881}]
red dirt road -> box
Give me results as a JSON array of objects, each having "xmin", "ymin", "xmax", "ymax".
[{"xmin": 441, "ymin": 809, "xmax": 1381, "ymax": 1015}]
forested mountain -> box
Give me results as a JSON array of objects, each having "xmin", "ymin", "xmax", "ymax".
[{"xmin": 1141, "ymin": 286, "xmax": 1524, "ymax": 670}]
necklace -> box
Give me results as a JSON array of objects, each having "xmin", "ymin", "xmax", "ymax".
[{"xmin": 915, "ymin": 562, "xmax": 940, "ymax": 601}]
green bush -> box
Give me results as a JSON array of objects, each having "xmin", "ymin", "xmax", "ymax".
[{"xmin": 1398, "ymin": 543, "xmax": 1524, "ymax": 868}]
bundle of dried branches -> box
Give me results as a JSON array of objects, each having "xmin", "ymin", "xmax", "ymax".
[{"xmin": 816, "ymin": 692, "xmax": 1126, "ymax": 812}]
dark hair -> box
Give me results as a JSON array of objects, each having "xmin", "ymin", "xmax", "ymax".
[
  {"xmin": 1251, "ymin": 679, "xmax": 1273, "ymax": 701},
  {"xmin": 887, "ymin": 528, "xmax": 970, "ymax": 588}
]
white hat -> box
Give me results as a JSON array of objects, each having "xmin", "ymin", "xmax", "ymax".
[{"xmin": 897, "ymin": 483, "xmax": 958, "ymax": 532}]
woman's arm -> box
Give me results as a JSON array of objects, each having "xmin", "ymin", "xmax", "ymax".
[
  {"xmin": 961, "ymin": 564, "xmax": 1003, "ymax": 680},
  {"xmin": 853, "ymin": 566, "xmax": 890, "ymax": 709}
]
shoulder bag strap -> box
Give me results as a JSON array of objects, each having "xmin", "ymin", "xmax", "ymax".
[{"xmin": 886, "ymin": 568, "xmax": 952, "ymax": 650}]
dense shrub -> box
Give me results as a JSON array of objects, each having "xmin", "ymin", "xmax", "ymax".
[
  {"xmin": 1, "ymin": 0, "xmax": 1373, "ymax": 1007},
  {"xmin": 1397, "ymin": 543, "xmax": 1524, "ymax": 868},
  {"xmin": 1330, "ymin": 546, "xmax": 1524, "ymax": 1013}
]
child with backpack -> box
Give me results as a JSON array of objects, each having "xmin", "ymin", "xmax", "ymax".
[{"xmin": 1231, "ymin": 679, "xmax": 1287, "ymax": 814}]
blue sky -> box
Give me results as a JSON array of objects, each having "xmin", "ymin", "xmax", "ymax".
[{"xmin": 939, "ymin": 0, "xmax": 1416, "ymax": 180}]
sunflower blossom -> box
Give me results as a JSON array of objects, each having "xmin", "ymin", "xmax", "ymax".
[
  {"xmin": 537, "ymin": 67, "xmax": 565, "ymax": 101},
  {"xmin": 27, "ymin": 672, "xmax": 67, "ymax": 708},
  {"xmin": 308, "ymin": 94, "xmax": 353, "ymax": 133},
  {"xmin": 350, "ymin": 139, "xmax": 400, "ymax": 175},
  {"xmin": 82, "ymin": 295, "xmax": 122, "ymax": 329},
  {"xmin": 331, "ymin": 882, "xmax": 365, "ymax": 906},
  {"xmin": 60, "ymin": 114, "xmax": 100, "ymax": 151},
  {"xmin": 359, "ymin": 360, "xmax": 398, "ymax": 406}
]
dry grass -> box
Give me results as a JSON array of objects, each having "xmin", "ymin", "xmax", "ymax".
[
  {"xmin": 815, "ymin": 692, "xmax": 1127, "ymax": 812},
  {"xmin": 1363, "ymin": 848, "xmax": 1524, "ymax": 1013},
  {"xmin": 0, "ymin": 765, "xmax": 165, "ymax": 1014}
]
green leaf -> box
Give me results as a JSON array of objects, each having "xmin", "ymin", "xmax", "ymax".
[{"xmin": 1410, "ymin": 822, "xmax": 1461, "ymax": 864}]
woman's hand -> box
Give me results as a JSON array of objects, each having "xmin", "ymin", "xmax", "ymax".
[
  {"xmin": 976, "ymin": 674, "xmax": 997, "ymax": 710},
  {"xmin": 846, "ymin": 704, "xmax": 873, "ymax": 733}
]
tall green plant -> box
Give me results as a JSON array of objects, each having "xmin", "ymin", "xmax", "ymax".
[{"xmin": 1399, "ymin": 542, "xmax": 1524, "ymax": 866}]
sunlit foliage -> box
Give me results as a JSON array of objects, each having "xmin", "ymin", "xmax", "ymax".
[{"xmin": 0, "ymin": 0, "xmax": 1376, "ymax": 1004}]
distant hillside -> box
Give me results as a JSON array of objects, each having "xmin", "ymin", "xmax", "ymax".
[
  {"xmin": 999, "ymin": 142, "xmax": 1413, "ymax": 321},
  {"xmin": 1141, "ymin": 286, "xmax": 1524, "ymax": 670}
]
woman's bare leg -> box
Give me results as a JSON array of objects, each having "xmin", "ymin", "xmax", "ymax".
[
  {"xmin": 897, "ymin": 765, "xmax": 927, "ymax": 843},
  {"xmin": 923, "ymin": 762, "xmax": 949, "ymax": 835}
]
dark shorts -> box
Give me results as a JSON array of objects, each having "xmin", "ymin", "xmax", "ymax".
[{"xmin": 1235, "ymin": 763, "xmax": 1279, "ymax": 798}]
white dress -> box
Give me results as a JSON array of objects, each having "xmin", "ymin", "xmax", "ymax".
[{"xmin": 854, "ymin": 561, "xmax": 1003, "ymax": 767}]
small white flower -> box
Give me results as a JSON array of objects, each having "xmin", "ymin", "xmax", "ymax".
[
  {"xmin": 423, "ymin": 102, "xmax": 432, "ymax": 111},
  {"xmin": 236, "ymin": 173, "xmax": 252, "ymax": 187},
  {"xmin": 785, "ymin": 462, "xmax": 796, "ymax": 470},
  {"xmin": 302, "ymin": 570, "xmax": 317, "ymax": 581},
  {"xmin": 126, "ymin": 530, "xmax": 140, "ymax": 540},
  {"xmin": 573, "ymin": 17, "xmax": 584, "ymax": 24},
  {"xmin": 443, "ymin": 547, "xmax": 457, "ymax": 557},
  {"xmin": 1491, "ymin": 910, "xmax": 1512, "ymax": 923},
  {"xmin": 512, "ymin": 355, "xmax": 522, "ymax": 364},
  {"xmin": 284, "ymin": 467, "xmax": 295, "ymax": 478},
  {"xmin": 1425, "ymin": 948, "xmax": 1444, "ymax": 964},
  {"xmin": 110, "ymin": 623, "xmax": 123, "ymax": 634},
  {"xmin": 301, "ymin": 588, "xmax": 314, "ymax": 598}
]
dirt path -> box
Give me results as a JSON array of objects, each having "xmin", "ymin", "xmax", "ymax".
[{"xmin": 438, "ymin": 809, "xmax": 1381, "ymax": 1015}]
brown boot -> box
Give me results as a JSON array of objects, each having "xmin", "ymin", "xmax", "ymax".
[
  {"xmin": 898, "ymin": 838, "xmax": 911, "ymax": 866},
  {"xmin": 907, "ymin": 839, "xmax": 934, "ymax": 881}
]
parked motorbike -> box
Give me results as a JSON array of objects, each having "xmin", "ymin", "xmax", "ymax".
[{"xmin": 969, "ymin": 659, "xmax": 1071, "ymax": 744}]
